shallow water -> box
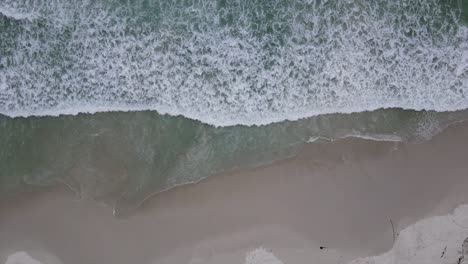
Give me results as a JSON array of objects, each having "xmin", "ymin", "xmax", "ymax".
[{"xmin": 1, "ymin": 108, "xmax": 468, "ymax": 215}]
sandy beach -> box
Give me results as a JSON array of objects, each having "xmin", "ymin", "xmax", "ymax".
[
  {"xmin": 1, "ymin": 121, "xmax": 468, "ymax": 264},
  {"xmin": 2, "ymin": 1, "xmax": 468, "ymax": 263}
]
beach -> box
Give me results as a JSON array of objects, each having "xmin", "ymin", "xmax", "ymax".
[
  {"xmin": 2, "ymin": 1, "xmax": 468, "ymax": 263},
  {"xmin": 1, "ymin": 121, "xmax": 468, "ymax": 264}
]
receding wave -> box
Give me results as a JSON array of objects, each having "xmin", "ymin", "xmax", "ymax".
[
  {"xmin": 1, "ymin": 0, "xmax": 467, "ymax": 126},
  {"xmin": 2, "ymin": 109, "xmax": 468, "ymax": 216}
]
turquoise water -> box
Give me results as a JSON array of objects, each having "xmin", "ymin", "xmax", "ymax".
[{"xmin": 1, "ymin": 0, "xmax": 468, "ymax": 215}]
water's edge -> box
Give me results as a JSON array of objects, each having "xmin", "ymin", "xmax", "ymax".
[{"xmin": 2, "ymin": 107, "xmax": 468, "ymax": 216}]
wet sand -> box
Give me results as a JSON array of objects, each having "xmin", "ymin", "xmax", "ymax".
[{"xmin": 1, "ymin": 122, "xmax": 468, "ymax": 264}]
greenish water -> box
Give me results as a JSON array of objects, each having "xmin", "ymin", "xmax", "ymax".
[{"xmin": 1, "ymin": 109, "xmax": 468, "ymax": 216}]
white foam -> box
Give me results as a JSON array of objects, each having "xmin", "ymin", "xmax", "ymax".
[
  {"xmin": 5, "ymin": 252, "xmax": 42, "ymax": 264},
  {"xmin": 0, "ymin": 6, "xmax": 38, "ymax": 21},
  {"xmin": 244, "ymin": 248, "xmax": 284, "ymax": 264},
  {"xmin": 349, "ymin": 204, "xmax": 468, "ymax": 264},
  {"xmin": 307, "ymin": 133, "xmax": 402, "ymax": 143},
  {"xmin": 341, "ymin": 134, "xmax": 402, "ymax": 142},
  {"xmin": 1, "ymin": 0, "xmax": 467, "ymax": 126}
]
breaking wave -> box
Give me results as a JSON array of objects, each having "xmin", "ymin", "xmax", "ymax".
[{"xmin": 0, "ymin": 0, "xmax": 467, "ymax": 126}]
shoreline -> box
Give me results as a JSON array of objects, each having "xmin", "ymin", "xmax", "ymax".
[{"xmin": 2, "ymin": 121, "xmax": 468, "ymax": 264}]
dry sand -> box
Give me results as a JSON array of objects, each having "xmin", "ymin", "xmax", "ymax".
[{"xmin": 1, "ymin": 122, "xmax": 468, "ymax": 264}]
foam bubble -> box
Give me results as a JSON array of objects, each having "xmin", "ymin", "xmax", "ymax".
[
  {"xmin": 245, "ymin": 247, "xmax": 284, "ymax": 264},
  {"xmin": 0, "ymin": 0, "xmax": 467, "ymax": 126}
]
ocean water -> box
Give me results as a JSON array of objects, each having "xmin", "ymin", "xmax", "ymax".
[{"xmin": 1, "ymin": 0, "xmax": 467, "ymax": 215}]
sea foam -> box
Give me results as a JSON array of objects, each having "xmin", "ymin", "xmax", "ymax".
[
  {"xmin": 245, "ymin": 248, "xmax": 284, "ymax": 264},
  {"xmin": 350, "ymin": 204, "xmax": 468, "ymax": 264},
  {"xmin": 5, "ymin": 252, "xmax": 42, "ymax": 264},
  {"xmin": 0, "ymin": 0, "xmax": 467, "ymax": 126}
]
